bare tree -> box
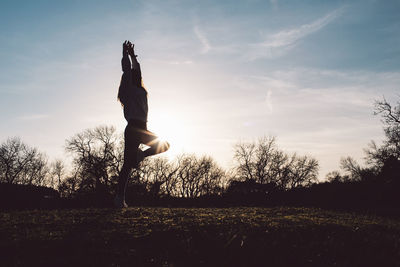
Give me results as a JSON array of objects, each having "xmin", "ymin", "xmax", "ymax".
[
  {"xmin": 50, "ymin": 159, "xmax": 65, "ymax": 189},
  {"xmin": 267, "ymin": 150, "xmax": 293, "ymax": 188},
  {"xmin": 233, "ymin": 136, "xmax": 319, "ymax": 189},
  {"xmin": 58, "ymin": 169, "xmax": 80, "ymax": 198},
  {"xmin": 340, "ymin": 156, "xmax": 363, "ymax": 181},
  {"xmin": 374, "ymin": 97, "xmax": 400, "ymax": 125},
  {"xmin": 196, "ymin": 155, "xmax": 225, "ymax": 196},
  {"xmin": 175, "ymin": 154, "xmax": 225, "ymax": 198},
  {"xmin": 331, "ymin": 97, "xmax": 400, "ymax": 183},
  {"xmin": 65, "ymin": 125, "xmax": 123, "ymax": 195},
  {"xmin": 145, "ymin": 157, "xmax": 179, "ymax": 197},
  {"xmin": 234, "ymin": 141, "xmax": 256, "ymax": 181},
  {"xmin": 254, "ymin": 136, "xmax": 279, "ymax": 184},
  {"xmin": 288, "ymin": 155, "xmax": 319, "ymax": 188},
  {"xmin": 176, "ymin": 154, "xmax": 198, "ymax": 198},
  {"xmin": 0, "ymin": 137, "xmax": 48, "ymax": 186},
  {"xmin": 365, "ymin": 97, "xmax": 400, "ymax": 167}
]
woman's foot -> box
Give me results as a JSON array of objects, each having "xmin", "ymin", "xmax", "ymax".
[
  {"xmin": 137, "ymin": 149, "xmax": 145, "ymax": 165},
  {"xmin": 114, "ymin": 194, "xmax": 128, "ymax": 208}
]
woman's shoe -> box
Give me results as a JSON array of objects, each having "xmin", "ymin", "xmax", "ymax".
[{"xmin": 114, "ymin": 194, "xmax": 128, "ymax": 208}]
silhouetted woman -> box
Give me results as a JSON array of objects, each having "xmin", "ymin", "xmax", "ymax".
[{"xmin": 115, "ymin": 41, "xmax": 170, "ymax": 208}]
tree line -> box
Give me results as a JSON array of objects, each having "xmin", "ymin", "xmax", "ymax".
[
  {"xmin": 0, "ymin": 132, "xmax": 318, "ymax": 202},
  {"xmin": 0, "ymin": 97, "xmax": 399, "ymax": 209},
  {"xmin": 0, "ymin": 130, "xmax": 318, "ymax": 201}
]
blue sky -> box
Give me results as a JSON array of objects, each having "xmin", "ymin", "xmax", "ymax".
[{"xmin": 1, "ymin": 0, "xmax": 399, "ymax": 179}]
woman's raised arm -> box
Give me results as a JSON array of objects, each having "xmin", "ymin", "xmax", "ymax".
[{"xmin": 121, "ymin": 41, "xmax": 132, "ymax": 73}]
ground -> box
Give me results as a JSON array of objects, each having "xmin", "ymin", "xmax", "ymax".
[{"xmin": 1, "ymin": 207, "xmax": 399, "ymax": 266}]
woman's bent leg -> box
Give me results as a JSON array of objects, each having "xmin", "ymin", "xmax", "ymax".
[{"xmin": 140, "ymin": 129, "xmax": 170, "ymax": 157}]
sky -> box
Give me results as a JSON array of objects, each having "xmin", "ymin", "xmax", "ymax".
[{"xmin": 1, "ymin": 0, "xmax": 400, "ymax": 180}]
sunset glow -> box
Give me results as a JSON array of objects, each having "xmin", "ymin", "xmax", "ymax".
[
  {"xmin": 149, "ymin": 112, "xmax": 189, "ymax": 158},
  {"xmin": 0, "ymin": 0, "xmax": 399, "ymax": 178}
]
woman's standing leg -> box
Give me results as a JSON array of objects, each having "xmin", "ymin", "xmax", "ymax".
[{"xmin": 115, "ymin": 125, "xmax": 140, "ymax": 207}]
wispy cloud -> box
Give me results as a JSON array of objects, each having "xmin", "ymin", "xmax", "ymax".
[
  {"xmin": 246, "ymin": 7, "xmax": 345, "ymax": 60},
  {"xmin": 169, "ymin": 60, "xmax": 193, "ymax": 65},
  {"xmin": 194, "ymin": 26, "xmax": 211, "ymax": 54}
]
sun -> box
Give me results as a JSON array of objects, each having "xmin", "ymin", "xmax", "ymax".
[{"xmin": 148, "ymin": 112, "xmax": 188, "ymax": 156}]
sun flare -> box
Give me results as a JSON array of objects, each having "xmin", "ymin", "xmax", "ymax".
[{"xmin": 149, "ymin": 113, "xmax": 188, "ymax": 156}]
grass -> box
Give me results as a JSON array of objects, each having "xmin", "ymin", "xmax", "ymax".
[{"xmin": 1, "ymin": 207, "xmax": 400, "ymax": 266}]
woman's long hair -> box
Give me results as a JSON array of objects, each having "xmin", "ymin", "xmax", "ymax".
[
  {"xmin": 117, "ymin": 72, "xmax": 129, "ymax": 106},
  {"xmin": 117, "ymin": 70, "xmax": 147, "ymax": 106}
]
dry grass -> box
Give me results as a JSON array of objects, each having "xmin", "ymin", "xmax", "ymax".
[{"xmin": 1, "ymin": 207, "xmax": 400, "ymax": 266}]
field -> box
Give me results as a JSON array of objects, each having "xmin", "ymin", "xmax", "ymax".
[{"xmin": 1, "ymin": 207, "xmax": 400, "ymax": 266}]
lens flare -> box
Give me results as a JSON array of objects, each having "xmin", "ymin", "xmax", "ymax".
[{"xmin": 149, "ymin": 113, "xmax": 188, "ymax": 156}]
